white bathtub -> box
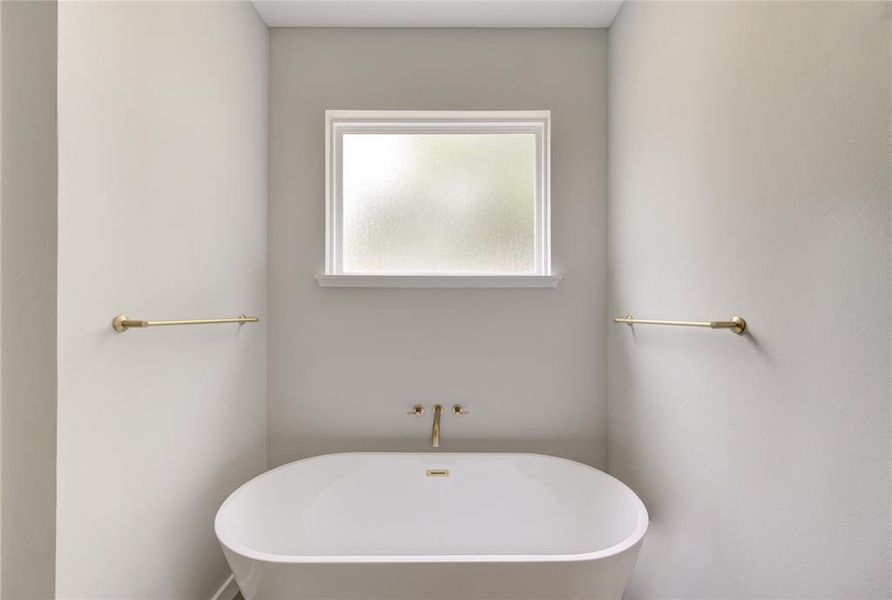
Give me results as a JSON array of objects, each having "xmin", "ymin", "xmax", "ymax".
[{"xmin": 215, "ymin": 453, "xmax": 648, "ymax": 600}]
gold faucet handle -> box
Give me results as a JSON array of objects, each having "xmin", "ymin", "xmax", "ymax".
[
  {"xmin": 407, "ymin": 404, "xmax": 425, "ymax": 416},
  {"xmin": 452, "ymin": 404, "xmax": 469, "ymax": 416}
]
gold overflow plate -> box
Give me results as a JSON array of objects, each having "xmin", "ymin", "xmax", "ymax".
[{"xmin": 426, "ymin": 469, "xmax": 450, "ymax": 477}]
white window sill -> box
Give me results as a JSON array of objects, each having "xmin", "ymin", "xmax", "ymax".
[{"xmin": 314, "ymin": 275, "xmax": 562, "ymax": 288}]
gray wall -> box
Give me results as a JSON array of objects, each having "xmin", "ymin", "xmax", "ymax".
[
  {"xmin": 55, "ymin": 2, "xmax": 268, "ymax": 598},
  {"xmin": 269, "ymin": 29, "xmax": 608, "ymax": 467},
  {"xmin": 608, "ymin": 2, "xmax": 891, "ymax": 598},
  {"xmin": 0, "ymin": 1, "xmax": 58, "ymax": 597}
]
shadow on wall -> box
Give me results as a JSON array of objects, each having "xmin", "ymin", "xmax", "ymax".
[
  {"xmin": 166, "ymin": 436, "xmax": 269, "ymax": 600},
  {"xmin": 268, "ymin": 436, "xmax": 605, "ymax": 468}
]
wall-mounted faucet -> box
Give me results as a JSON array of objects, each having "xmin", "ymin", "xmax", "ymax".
[
  {"xmin": 407, "ymin": 404, "xmax": 469, "ymax": 448},
  {"xmin": 431, "ymin": 404, "xmax": 442, "ymax": 448}
]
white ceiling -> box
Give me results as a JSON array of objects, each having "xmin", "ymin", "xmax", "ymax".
[{"xmin": 252, "ymin": 0, "xmax": 624, "ymax": 28}]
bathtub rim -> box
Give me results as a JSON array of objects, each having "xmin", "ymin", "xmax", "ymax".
[{"xmin": 215, "ymin": 451, "xmax": 649, "ymax": 565}]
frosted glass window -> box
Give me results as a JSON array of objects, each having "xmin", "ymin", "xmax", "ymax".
[
  {"xmin": 342, "ymin": 133, "xmax": 536, "ymax": 274},
  {"xmin": 326, "ymin": 111, "xmax": 551, "ymax": 277}
]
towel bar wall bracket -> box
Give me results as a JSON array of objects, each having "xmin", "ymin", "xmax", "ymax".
[
  {"xmin": 112, "ymin": 314, "xmax": 259, "ymax": 333},
  {"xmin": 613, "ymin": 315, "xmax": 747, "ymax": 335}
]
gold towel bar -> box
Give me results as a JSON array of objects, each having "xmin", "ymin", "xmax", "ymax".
[
  {"xmin": 112, "ymin": 314, "xmax": 259, "ymax": 333},
  {"xmin": 614, "ymin": 315, "xmax": 747, "ymax": 335}
]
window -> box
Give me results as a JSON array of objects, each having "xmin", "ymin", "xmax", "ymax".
[{"xmin": 318, "ymin": 111, "xmax": 558, "ymax": 287}]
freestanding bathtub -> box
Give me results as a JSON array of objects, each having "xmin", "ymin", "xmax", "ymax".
[{"xmin": 215, "ymin": 453, "xmax": 648, "ymax": 600}]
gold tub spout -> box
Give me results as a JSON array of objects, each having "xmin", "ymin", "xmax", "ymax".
[{"xmin": 432, "ymin": 404, "xmax": 442, "ymax": 448}]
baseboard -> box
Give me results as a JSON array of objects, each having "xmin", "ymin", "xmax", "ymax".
[{"xmin": 210, "ymin": 574, "xmax": 240, "ymax": 600}]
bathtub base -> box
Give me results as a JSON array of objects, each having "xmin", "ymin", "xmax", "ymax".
[{"xmin": 225, "ymin": 543, "xmax": 642, "ymax": 600}]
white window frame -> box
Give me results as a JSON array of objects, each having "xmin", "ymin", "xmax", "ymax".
[{"xmin": 317, "ymin": 110, "xmax": 559, "ymax": 288}]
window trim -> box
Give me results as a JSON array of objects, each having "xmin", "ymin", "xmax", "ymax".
[{"xmin": 322, "ymin": 110, "xmax": 554, "ymax": 286}]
